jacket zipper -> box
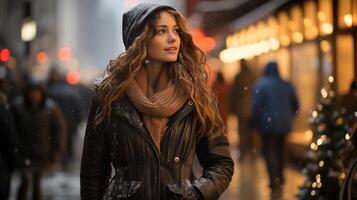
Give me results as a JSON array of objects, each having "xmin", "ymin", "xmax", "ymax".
[
  {"xmin": 161, "ymin": 102, "xmax": 194, "ymax": 146},
  {"xmin": 159, "ymin": 101, "xmax": 194, "ymax": 198},
  {"xmin": 126, "ymin": 119, "xmax": 161, "ymax": 199},
  {"xmin": 121, "ymin": 100, "xmax": 193, "ymax": 199}
]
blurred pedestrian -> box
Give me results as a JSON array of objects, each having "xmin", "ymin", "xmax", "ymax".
[
  {"xmin": 80, "ymin": 3, "xmax": 234, "ymax": 200},
  {"xmin": 47, "ymin": 67, "xmax": 82, "ymax": 169},
  {"xmin": 0, "ymin": 68, "xmax": 22, "ymax": 200},
  {"xmin": 230, "ymin": 59, "xmax": 256, "ymax": 161},
  {"xmin": 212, "ymin": 71, "xmax": 230, "ymax": 128},
  {"xmin": 340, "ymin": 80, "xmax": 357, "ymax": 126},
  {"xmin": 11, "ymin": 82, "xmax": 66, "ymax": 200},
  {"xmin": 251, "ymin": 61, "xmax": 299, "ymax": 196}
]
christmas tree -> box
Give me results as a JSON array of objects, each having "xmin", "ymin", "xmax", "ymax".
[{"xmin": 297, "ymin": 77, "xmax": 354, "ymax": 200}]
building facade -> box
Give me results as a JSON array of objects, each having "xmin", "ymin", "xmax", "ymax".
[{"xmin": 217, "ymin": 0, "xmax": 357, "ymax": 156}]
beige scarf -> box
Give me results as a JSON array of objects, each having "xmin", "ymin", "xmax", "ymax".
[{"xmin": 126, "ymin": 66, "xmax": 188, "ymax": 151}]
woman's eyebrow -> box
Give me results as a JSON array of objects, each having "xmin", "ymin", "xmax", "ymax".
[{"xmin": 155, "ymin": 24, "xmax": 179, "ymax": 28}]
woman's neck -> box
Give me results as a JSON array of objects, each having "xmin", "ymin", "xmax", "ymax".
[{"xmin": 145, "ymin": 60, "xmax": 165, "ymax": 87}]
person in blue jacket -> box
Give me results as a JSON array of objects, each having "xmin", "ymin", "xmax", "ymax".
[{"xmin": 251, "ymin": 61, "xmax": 299, "ymax": 195}]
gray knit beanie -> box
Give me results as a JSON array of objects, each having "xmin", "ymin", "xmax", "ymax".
[{"xmin": 122, "ymin": 3, "xmax": 176, "ymax": 50}]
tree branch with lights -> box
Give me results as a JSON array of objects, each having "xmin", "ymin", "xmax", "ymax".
[{"xmin": 297, "ymin": 77, "xmax": 355, "ymax": 200}]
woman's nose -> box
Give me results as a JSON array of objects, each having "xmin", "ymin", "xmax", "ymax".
[{"xmin": 168, "ymin": 31, "xmax": 178, "ymax": 43}]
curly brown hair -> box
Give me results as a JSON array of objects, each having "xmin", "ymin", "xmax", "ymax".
[{"xmin": 95, "ymin": 9, "xmax": 218, "ymax": 134}]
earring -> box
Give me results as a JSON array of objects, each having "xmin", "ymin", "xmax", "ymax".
[{"xmin": 144, "ymin": 59, "xmax": 149, "ymax": 65}]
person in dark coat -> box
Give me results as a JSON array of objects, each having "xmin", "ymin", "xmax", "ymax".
[
  {"xmin": 47, "ymin": 68, "xmax": 82, "ymax": 169},
  {"xmin": 0, "ymin": 83, "xmax": 22, "ymax": 200},
  {"xmin": 230, "ymin": 59, "xmax": 257, "ymax": 161},
  {"xmin": 11, "ymin": 82, "xmax": 67, "ymax": 200},
  {"xmin": 80, "ymin": 3, "xmax": 234, "ymax": 200},
  {"xmin": 251, "ymin": 61, "xmax": 299, "ymax": 195}
]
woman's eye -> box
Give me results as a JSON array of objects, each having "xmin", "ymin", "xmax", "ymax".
[
  {"xmin": 173, "ymin": 28, "xmax": 179, "ymax": 34},
  {"xmin": 156, "ymin": 29, "xmax": 165, "ymax": 34}
]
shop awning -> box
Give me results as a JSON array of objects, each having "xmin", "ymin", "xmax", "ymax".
[{"xmin": 191, "ymin": 0, "xmax": 291, "ymax": 36}]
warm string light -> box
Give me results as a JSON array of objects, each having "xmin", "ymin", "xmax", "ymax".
[
  {"xmin": 310, "ymin": 142, "xmax": 318, "ymax": 151},
  {"xmin": 312, "ymin": 182, "xmax": 317, "ymax": 188},
  {"xmin": 310, "ymin": 190, "xmax": 316, "ymax": 196},
  {"xmin": 345, "ymin": 134, "xmax": 350, "ymax": 140},
  {"xmin": 220, "ymin": 38, "xmax": 281, "ymax": 62},
  {"xmin": 343, "ymin": 14, "xmax": 353, "ymax": 27},
  {"xmin": 312, "ymin": 111, "xmax": 318, "ymax": 118},
  {"xmin": 328, "ymin": 76, "xmax": 334, "ymax": 83},
  {"xmin": 319, "ymin": 160, "xmax": 324, "ymax": 167},
  {"xmin": 321, "ymin": 88, "xmax": 328, "ymax": 98},
  {"xmin": 317, "ymin": 182, "xmax": 322, "ymax": 188}
]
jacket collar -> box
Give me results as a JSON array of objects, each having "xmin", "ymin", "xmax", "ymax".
[{"xmin": 112, "ymin": 95, "xmax": 194, "ymax": 130}]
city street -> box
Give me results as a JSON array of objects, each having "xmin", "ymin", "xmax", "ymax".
[
  {"xmin": 1, "ymin": 0, "xmax": 356, "ymax": 199},
  {"xmin": 9, "ymin": 122, "xmax": 305, "ymax": 200}
]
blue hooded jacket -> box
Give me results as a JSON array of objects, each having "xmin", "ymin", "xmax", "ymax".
[{"xmin": 252, "ymin": 62, "xmax": 299, "ymax": 135}]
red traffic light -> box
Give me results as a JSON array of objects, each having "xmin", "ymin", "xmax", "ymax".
[{"xmin": 0, "ymin": 48, "xmax": 10, "ymax": 62}]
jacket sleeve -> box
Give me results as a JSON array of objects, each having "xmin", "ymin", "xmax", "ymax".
[
  {"xmin": 80, "ymin": 97, "xmax": 112, "ymax": 200},
  {"xmin": 251, "ymin": 82, "xmax": 264, "ymax": 129},
  {"xmin": 194, "ymin": 100, "xmax": 234, "ymax": 200},
  {"xmin": 50, "ymin": 103, "xmax": 67, "ymax": 161}
]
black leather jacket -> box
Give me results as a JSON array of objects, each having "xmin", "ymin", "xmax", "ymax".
[{"xmin": 80, "ymin": 96, "xmax": 234, "ymax": 200}]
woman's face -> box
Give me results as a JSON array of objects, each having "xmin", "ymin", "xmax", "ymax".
[{"xmin": 146, "ymin": 11, "xmax": 181, "ymax": 63}]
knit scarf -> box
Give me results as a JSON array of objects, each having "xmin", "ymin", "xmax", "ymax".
[{"xmin": 126, "ymin": 66, "xmax": 188, "ymax": 151}]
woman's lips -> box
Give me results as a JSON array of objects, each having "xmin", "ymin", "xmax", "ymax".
[{"xmin": 165, "ymin": 47, "xmax": 178, "ymax": 53}]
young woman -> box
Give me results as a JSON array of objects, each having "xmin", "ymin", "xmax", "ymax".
[{"xmin": 80, "ymin": 3, "xmax": 234, "ymax": 200}]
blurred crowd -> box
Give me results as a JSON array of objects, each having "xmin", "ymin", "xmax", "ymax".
[{"xmin": 0, "ymin": 64, "xmax": 93, "ymax": 200}]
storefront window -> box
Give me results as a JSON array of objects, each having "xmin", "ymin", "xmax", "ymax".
[
  {"xmin": 353, "ymin": 0, "xmax": 357, "ymax": 26},
  {"xmin": 256, "ymin": 21, "xmax": 268, "ymax": 41},
  {"xmin": 240, "ymin": 29, "xmax": 248, "ymax": 46},
  {"xmin": 267, "ymin": 17, "xmax": 279, "ymax": 39},
  {"xmin": 267, "ymin": 17, "xmax": 280, "ymax": 51},
  {"xmin": 247, "ymin": 25, "xmax": 257, "ymax": 44},
  {"xmin": 290, "ymin": 5, "xmax": 304, "ymax": 43},
  {"xmin": 320, "ymin": 39, "xmax": 333, "ymax": 89},
  {"xmin": 227, "ymin": 33, "xmax": 234, "ymax": 48},
  {"xmin": 291, "ymin": 43, "xmax": 318, "ymax": 132},
  {"xmin": 318, "ymin": 0, "xmax": 333, "ymax": 35},
  {"xmin": 304, "ymin": 1, "xmax": 318, "ymax": 40},
  {"xmin": 233, "ymin": 32, "xmax": 240, "ymax": 47},
  {"xmin": 278, "ymin": 11, "xmax": 290, "ymax": 47},
  {"xmin": 277, "ymin": 48, "xmax": 291, "ymax": 80},
  {"xmin": 339, "ymin": 0, "xmax": 353, "ymax": 28},
  {"xmin": 336, "ymin": 34, "xmax": 355, "ymax": 94}
]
